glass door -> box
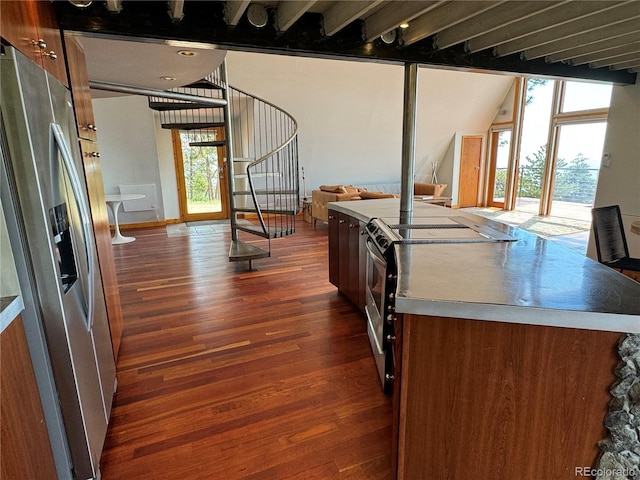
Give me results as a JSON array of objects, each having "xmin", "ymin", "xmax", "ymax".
[
  {"xmin": 549, "ymin": 122, "xmax": 607, "ymax": 222},
  {"xmin": 487, "ymin": 129, "xmax": 511, "ymax": 207},
  {"xmin": 173, "ymin": 128, "xmax": 229, "ymax": 222},
  {"xmin": 515, "ymin": 78, "xmax": 554, "ymax": 215}
]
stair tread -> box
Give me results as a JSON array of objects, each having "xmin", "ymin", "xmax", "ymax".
[
  {"xmin": 234, "ymin": 189, "xmax": 297, "ymax": 195},
  {"xmin": 149, "ymin": 101, "xmax": 223, "ymax": 111},
  {"xmin": 160, "ymin": 122, "xmax": 225, "ymax": 130},
  {"xmin": 228, "ymin": 240, "xmax": 269, "ymax": 261},
  {"xmin": 185, "ymin": 79, "xmax": 225, "ymax": 90},
  {"xmin": 234, "ymin": 207, "xmax": 298, "ymax": 215},
  {"xmin": 189, "ymin": 140, "xmax": 226, "ymax": 147},
  {"xmin": 234, "ymin": 223, "xmax": 295, "ymax": 239}
]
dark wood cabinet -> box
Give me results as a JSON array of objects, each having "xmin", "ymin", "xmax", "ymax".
[
  {"xmin": 328, "ymin": 211, "xmax": 340, "ymax": 287},
  {"xmin": 0, "ymin": 0, "xmax": 68, "ymax": 86},
  {"xmin": 328, "ymin": 208, "xmax": 365, "ymax": 312}
]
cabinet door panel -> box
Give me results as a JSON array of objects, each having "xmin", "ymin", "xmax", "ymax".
[
  {"xmin": 34, "ymin": 0, "xmax": 68, "ymax": 86},
  {"xmin": 64, "ymin": 35, "xmax": 98, "ymax": 141},
  {"xmin": 328, "ymin": 210, "xmax": 340, "ymax": 287},
  {"xmin": 0, "ymin": 1, "xmax": 41, "ymax": 66},
  {"xmin": 338, "ymin": 213, "xmax": 350, "ymax": 296},
  {"xmin": 347, "ymin": 218, "xmax": 360, "ymax": 306}
]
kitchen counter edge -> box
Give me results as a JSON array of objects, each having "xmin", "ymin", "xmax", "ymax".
[{"xmin": 328, "ymin": 198, "xmax": 640, "ymax": 334}]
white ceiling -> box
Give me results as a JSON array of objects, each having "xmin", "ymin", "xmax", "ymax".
[{"xmin": 75, "ymin": 36, "xmax": 227, "ymax": 97}]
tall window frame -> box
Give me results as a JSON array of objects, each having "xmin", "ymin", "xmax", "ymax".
[{"xmin": 485, "ymin": 77, "xmax": 611, "ymax": 217}]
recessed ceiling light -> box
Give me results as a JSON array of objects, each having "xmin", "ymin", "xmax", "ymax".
[
  {"xmin": 177, "ymin": 50, "xmax": 197, "ymax": 57},
  {"xmin": 399, "ymin": 22, "xmax": 410, "ymax": 29},
  {"xmin": 160, "ymin": 76, "xmax": 176, "ymax": 81}
]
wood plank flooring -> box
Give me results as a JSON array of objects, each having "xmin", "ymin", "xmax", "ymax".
[{"xmin": 100, "ymin": 219, "xmax": 393, "ymax": 479}]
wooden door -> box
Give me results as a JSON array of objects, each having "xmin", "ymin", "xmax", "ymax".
[
  {"xmin": 457, "ymin": 135, "xmax": 483, "ymax": 208},
  {"xmin": 172, "ymin": 129, "xmax": 230, "ymax": 222}
]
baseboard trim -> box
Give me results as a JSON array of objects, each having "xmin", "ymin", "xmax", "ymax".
[{"xmin": 111, "ymin": 219, "xmax": 182, "ymax": 231}]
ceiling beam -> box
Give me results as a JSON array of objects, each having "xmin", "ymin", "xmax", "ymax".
[
  {"xmin": 546, "ymin": 31, "xmax": 640, "ymax": 63},
  {"xmin": 364, "ymin": 1, "xmax": 444, "ymax": 42},
  {"xmin": 52, "ymin": 1, "xmax": 637, "ymax": 84},
  {"xmin": 225, "ymin": 0, "xmax": 251, "ymax": 26},
  {"xmin": 323, "ymin": 0, "xmax": 384, "ymax": 37},
  {"xmin": 434, "ymin": 1, "xmax": 562, "ymax": 50},
  {"xmin": 403, "ymin": 1, "xmax": 505, "ymax": 46},
  {"xmin": 612, "ymin": 61, "xmax": 640, "ymax": 72},
  {"xmin": 568, "ymin": 42, "xmax": 640, "ymax": 66},
  {"xmin": 276, "ymin": 1, "xmax": 317, "ymax": 32},
  {"xmin": 466, "ymin": 1, "xmax": 625, "ymax": 53},
  {"xmin": 495, "ymin": 2, "xmax": 640, "ymax": 57},
  {"xmin": 168, "ymin": 0, "xmax": 184, "ymax": 21},
  {"xmin": 522, "ymin": 17, "xmax": 640, "ymax": 60},
  {"xmin": 591, "ymin": 53, "xmax": 640, "ymax": 70}
]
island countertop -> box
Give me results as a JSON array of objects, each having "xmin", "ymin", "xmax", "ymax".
[{"xmin": 328, "ymin": 198, "xmax": 640, "ymax": 333}]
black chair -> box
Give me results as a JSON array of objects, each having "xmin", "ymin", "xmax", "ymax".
[{"xmin": 591, "ymin": 205, "xmax": 640, "ymax": 273}]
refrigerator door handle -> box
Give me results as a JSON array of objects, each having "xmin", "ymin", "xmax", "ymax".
[{"xmin": 50, "ymin": 123, "xmax": 95, "ymax": 329}]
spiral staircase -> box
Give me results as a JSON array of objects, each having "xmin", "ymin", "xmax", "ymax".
[{"xmin": 148, "ymin": 60, "xmax": 299, "ymax": 268}]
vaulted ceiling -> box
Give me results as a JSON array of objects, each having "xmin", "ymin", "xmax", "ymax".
[{"xmin": 56, "ymin": 0, "xmax": 640, "ymax": 85}]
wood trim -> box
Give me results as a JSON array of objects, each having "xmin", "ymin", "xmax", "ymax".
[{"xmin": 172, "ymin": 129, "xmax": 188, "ymax": 222}]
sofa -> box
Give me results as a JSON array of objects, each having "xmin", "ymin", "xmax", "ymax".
[
  {"xmin": 311, "ymin": 182, "xmax": 447, "ymax": 225},
  {"xmin": 311, "ymin": 185, "xmax": 363, "ymax": 224}
]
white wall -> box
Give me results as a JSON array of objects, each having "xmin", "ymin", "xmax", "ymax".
[
  {"xmin": 92, "ymin": 95, "xmax": 164, "ymax": 223},
  {"xmin": 226, "ymin": 51, "xmax": 514, "ymax": 192},
  {"xmin": 225, "ymin": 52, "xmax": 405, "ymax": 189},
  {"xmin": 590, "ymin": 81, "xmax": 640, "ymax": 258},
  {"xmin": 92, "ymin": 52, "xmax": 514, "ymax": 223}
]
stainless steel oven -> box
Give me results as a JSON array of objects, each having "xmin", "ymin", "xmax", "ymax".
[
  {"xmin": 363, "ymin": 215, "xmax": 517, "ymax": 395},
  {"xmin": 364, "ymin": 219, "xmax": 397, "ymax": 395}
]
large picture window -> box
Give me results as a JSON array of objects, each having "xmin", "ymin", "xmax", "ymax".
[{"xmin": 486, "ymin": 77, "xmax": 612, "ymax": 226}]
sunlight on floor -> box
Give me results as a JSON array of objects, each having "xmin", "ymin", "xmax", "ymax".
[{"xmin": 463, "ymin": 203, "xmax": 590, "ymax": 255}]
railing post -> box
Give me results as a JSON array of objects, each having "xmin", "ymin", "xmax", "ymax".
[{"xmin": 220, "ymin": 59, "xmax": 238, "ymax": 240}]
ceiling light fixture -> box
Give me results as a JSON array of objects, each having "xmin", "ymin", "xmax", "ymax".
[
  {"xmin": 68, "ymin": 0, "xmax": 93, "ymax": 7},
  {"xmin": 381, "ymin": 30, "xmax": 397, "ymax": 45},
  {"xmin": 177, "ymin": 50, "xmax": 197, "ymax": 57},
  {"xmin": 247, "ymin": 4, "xmax": 268, "ymax": 28},
  {"xmin": 160, "ymin": 76, "xmax": 176, "ymax": 81},
  {"xmin": 399, "ymin": 22, "xmax": 410, "ymax": 29}
]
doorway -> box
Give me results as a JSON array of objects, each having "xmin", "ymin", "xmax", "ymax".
[
  {"xmin": 172, "ymin": 128, "xmax": 229, "ymax": 222},
  {"xmin": 456, "ymin": 134, "xmax": 484, "ymax": 208},
  {"xmin": 486, "ymin": 129, "xmax": 511, "ymax": 208}
]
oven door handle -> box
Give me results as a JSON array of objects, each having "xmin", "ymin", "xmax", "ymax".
[
  {"xmin": 365, "ymin": 305, "xmax": 385, "ymax": 355},
  {"xmin": 365, "ymin": 238, "xmax": 387, "ymax": 267}
]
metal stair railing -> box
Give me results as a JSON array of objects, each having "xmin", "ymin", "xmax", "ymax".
[
  {"xmin": 149, "ymin": 59, "xmax": 299, "ymax": 266},
  {"xmin": 227, "ymin": 84, "xmax": 299, "ymax": 240}
]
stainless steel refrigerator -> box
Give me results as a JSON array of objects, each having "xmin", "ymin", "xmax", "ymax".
[{"xmin": 0, "ymin": 46, "xmax": 116, "ymax": 479}]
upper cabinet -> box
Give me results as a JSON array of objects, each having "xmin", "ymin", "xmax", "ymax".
[
  {"xmin": 0, "ymin": 0, "xmax": 68, "ymax": 86},
  {"xmin": 64, "ymin": 36, "xmax": 98, "ymax": 142}
]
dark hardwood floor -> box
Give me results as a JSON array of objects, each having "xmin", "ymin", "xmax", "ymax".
[{"xmin": 100, "ymin": 218, "xmax": 393, "ymax": 479}]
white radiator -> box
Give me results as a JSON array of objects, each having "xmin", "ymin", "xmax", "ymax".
[{"xmin": 118, "ymin": 184, "xmax": 157, "ymax": 212}]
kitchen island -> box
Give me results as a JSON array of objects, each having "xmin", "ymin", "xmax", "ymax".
[{"xmin": 327, "ymin": 198, "xmax": 640, "ymax": 480}]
